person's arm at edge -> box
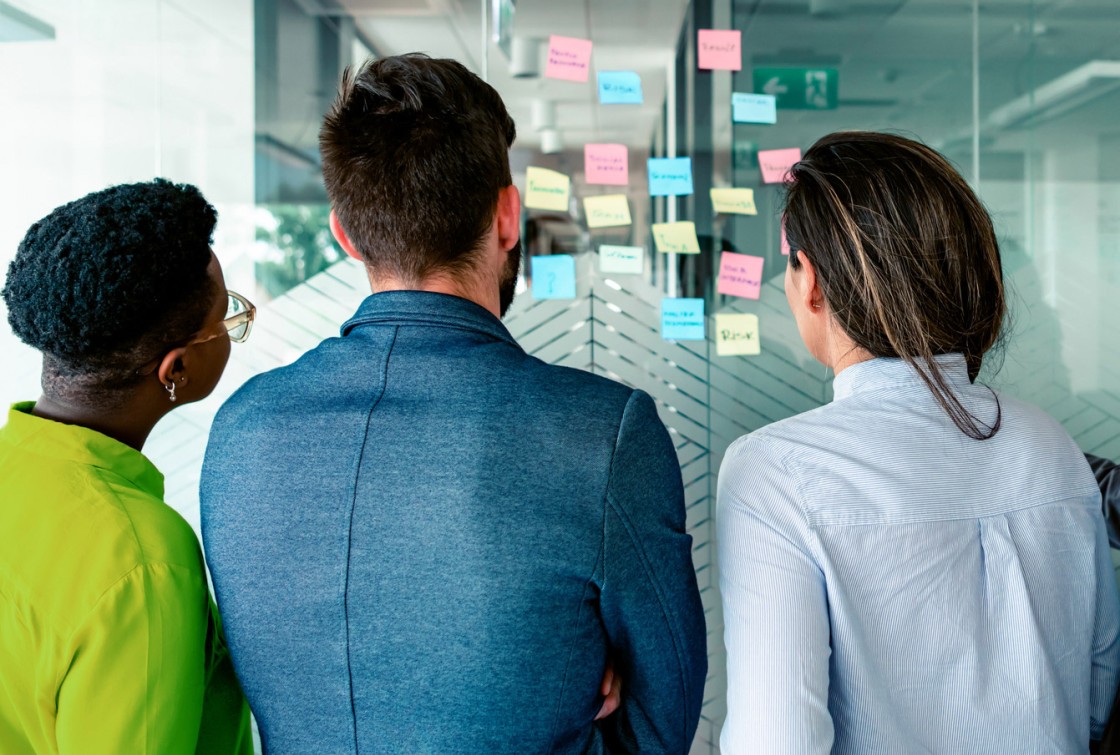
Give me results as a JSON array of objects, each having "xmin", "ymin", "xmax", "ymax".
[
  {"xmin": 717, "ymin": 434, "xmax": 833, "ymax": 755},
  {"xmin": 1087, "ymin": 454, "xmax": 1120, "ymax": 550},
  {"xmin": 596, "ymin": 389, "xmax": 707, "ymax": 753},
  {"xmin": 1088, "ymin": 490, "xmax": 1120, "ymax": 752}
]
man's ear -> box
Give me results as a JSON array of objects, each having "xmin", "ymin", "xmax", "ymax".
[
  {"xmin": 330, "ymin": 209, "xmax": 364, "ymax": 262},
  {"xmin": 495, "ymin": 185, "xmax": 521, "ymax": 252}
]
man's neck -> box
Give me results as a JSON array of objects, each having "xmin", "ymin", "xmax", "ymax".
[{"xmin": 367, "ymin": 271, "xmax": 500, "ymax": 318}]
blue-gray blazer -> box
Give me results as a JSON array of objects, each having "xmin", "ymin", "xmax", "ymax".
[{"xmin": 201, "ymin": 290, "xmax": 707, "ymax": 754}]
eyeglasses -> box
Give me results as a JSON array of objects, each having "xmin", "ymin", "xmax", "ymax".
[
  {"xmin": 135, "ymin": 290, "xmax": 256, "ymax": 377},
  {"xmin": 188, "ymin": 290, "xmax": 256, "ymax": 346}
]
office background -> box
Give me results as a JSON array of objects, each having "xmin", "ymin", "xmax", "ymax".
[{"xmin": 2, "ymin": 0, "xmax": 1119, "ymax": 751}]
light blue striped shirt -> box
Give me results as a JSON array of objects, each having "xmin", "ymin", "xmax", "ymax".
[{"xmin": 717, "ymin": 355, "xmax": 1120, "ymax": 754}]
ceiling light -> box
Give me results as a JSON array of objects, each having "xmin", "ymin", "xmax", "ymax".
[{"xmin": 509, "ymin": 36, "xmax": 541, "ymax": 78}]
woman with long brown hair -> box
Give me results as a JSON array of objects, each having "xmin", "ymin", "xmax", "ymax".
[{"xmin": 717, "ymin": 131, "xmax": 1120, "ymax": 754}]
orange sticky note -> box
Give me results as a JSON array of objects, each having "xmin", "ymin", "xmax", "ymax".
[
  {"xmin": 584, "ymin": 143, "xmax": 629, "ymax": 186},
  {"xmin": 698, "ymin": 29, "xmax": 741, "ymax": 71},
  {"xmin": 758, "ymin": 147, "xmax": 802, "ymax": 184},
  {"xmin": 545, "ymin": 35, "xmax": 593, "ymax": 82}
]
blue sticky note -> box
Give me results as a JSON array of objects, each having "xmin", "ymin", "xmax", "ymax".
[
  {"xmin": 732, "ymin": 92, "xmax": 777, "ymax": 124},
  {"xmin": 598, "ymin": 71, "xmax": 644, "ymax": 104},
  {"xmin": 661, "ymin": 298, "xmax": 706, "ymax": 340},
  {"xmin": 531, "ymin": 255, "xmax": 577, "ymax": 300},
  {"xmin": 648, "ymin": 157, "xmax": 694, "ymax": 197}
]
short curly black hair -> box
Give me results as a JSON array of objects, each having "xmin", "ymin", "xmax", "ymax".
[{"xmin": 3, "ymin": 178, "xmax": 219, "ymax": 395}]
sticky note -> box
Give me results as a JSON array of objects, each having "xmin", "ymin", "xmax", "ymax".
[
  {"xmin": 697, "ymin": 29, "xmax": 741, "ymax": 71},
  {"xmin": 584, "ymin": 144, "xmax": 629, "ymax": 186},
  {"xmin": 584, "ymin": 195, "xmax": 632, "ymax": 228},
  {"xmin": 732, "ymin": 92, "xmax": 777, "ymax": 124},
  {"xmin": 648, "ymin": 157, "xmax": 693, "ymax": 196},
  {"xmin": 598, "ymin": 71, "xmax": 643, "ymax": 104},
  {"xmin": 599, "ymin": 245, "xmax": 644, "ymax": 274},
  {"xmin": 545, "ymin": 35, "xmax": 593, "ymax": 82},
  {"xmin": 530, "ymin": 255, "xmax": 577, "ymax": 300},
  {"xmin": 524, "ymin": 166, "xmax": 570, "ymax": 211},
  {"xmin": 662, "ymin": 298, "xmax": 706, "ymax": 341},
  {"xmin": 715, "ymin": 313, "xmax": 760, "ymax": 356},
  {"xmin": 710, "ymin": 187, "xmax": 757, "ymax": 215},
  {"xmin": 717, "ymin": 252, "xmax": 764, "ymax": 299},
  {"xmin": 652, "ymin": 221, "xmax": 701, "ymax": 254},
  {"xmin": 781, "ymin": 224, "xmax": 790, "ymax": 255},
  {"xmin": 758, "ymin": 147, "xmax": 802, "ymax": 184}
]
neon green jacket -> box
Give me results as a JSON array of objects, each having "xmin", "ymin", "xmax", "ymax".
[{"xmin": 0, "ymin": 403, "xmax": 252, "ymax": 754}]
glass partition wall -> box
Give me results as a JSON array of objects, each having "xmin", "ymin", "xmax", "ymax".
[{"xmin": 2, "ymin": 1, "xmax": 1119, "ymax": 752}]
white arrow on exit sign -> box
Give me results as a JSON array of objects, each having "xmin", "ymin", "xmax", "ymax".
[{"xmin": 763, "ymin": 77, "xmax": 789, "ymax": 96}]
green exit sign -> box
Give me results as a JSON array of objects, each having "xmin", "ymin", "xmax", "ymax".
[{"xmin": 752, "ymin": 67, "xmax": 839, "ymax": 110}]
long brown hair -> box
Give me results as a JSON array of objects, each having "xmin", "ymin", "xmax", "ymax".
[{"xmin": 784, "ymin": 131, "xmax": 1005, "ymax": 440}]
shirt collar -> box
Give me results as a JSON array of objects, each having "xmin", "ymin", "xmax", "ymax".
[
  {"xmin": 2, "ymin": 402, "xmax": 165, "ymax": 498},
  {"xmin": 832, "ymin": 354, "xmax": 972, "ymax": 401},
  {"xmin": 340, "ymin": 290, "xmax": 522, "ymax": 349}
]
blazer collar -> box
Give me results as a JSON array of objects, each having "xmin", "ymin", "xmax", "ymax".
[{"xmin": 341, "ymin": 290, "xmax": 521, "ymax": 349}]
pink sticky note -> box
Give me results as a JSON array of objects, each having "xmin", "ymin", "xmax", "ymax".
[
  {"xmin": 545, "ymin": 35, "xmax": 593, "ymax": 82},
  {"xmin": 781, "ymin": 224, "xmax": 790, "ymax": 256},
  {"xmin": 718, "ymin": 252, "xmax": 765, "ymax": 300},
  {"xmin": 584, "ymin": 143, "xmax": 629, "ymax": 186},
  {"xmin": 758, "ymin": 147, "xmax": 802, "ymax": 184},
  {"xmin": 698, "ymin": 29, "xmax": 741, "ymax": 71}
]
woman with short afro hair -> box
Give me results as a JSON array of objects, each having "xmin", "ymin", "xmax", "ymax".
[{"xmin": 0, "ymin": 179, "xmax": 255, "ymax": 754}]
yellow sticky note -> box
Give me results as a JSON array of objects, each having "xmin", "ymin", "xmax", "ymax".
[
  {"xmin": 715, "ymin": 313, "xmax": 760, "ymax": 356},
  {"xmin": 525, "ymin": 166, "xmax": 570, "ymax": 211},
  {"xmin": 584, "ymin": 194, "xmax": 632, "ymax": 228},
  {"xmin": 652, "ymin": 221, "xmax": 701, "ymax": 254},
  {"xmin": 710, "ymin": 187, "xmax": 757, "ymax": 215}
]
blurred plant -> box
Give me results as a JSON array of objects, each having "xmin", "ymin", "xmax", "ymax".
[{"xmin": 254, "ymin": 204, "xmax": 342, "ymax": 298}]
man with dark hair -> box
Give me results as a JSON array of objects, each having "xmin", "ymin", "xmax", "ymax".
[{"xmin": 201, "ymin": 54, "xmax": 706, "ymax": 753}]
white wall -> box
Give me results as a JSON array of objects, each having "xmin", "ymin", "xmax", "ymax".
[{"xmin": 0, "ymin": 0, "xmax": 255, "ymax": 412}]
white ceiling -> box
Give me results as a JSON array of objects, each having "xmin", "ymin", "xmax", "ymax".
[
  {"xmin": 313, "ymin": 0, "xmax": 1120, "ymax": 166},
  {"xmin": 348, "ymin": 0, "xmax": 692, "ymax": 150}
]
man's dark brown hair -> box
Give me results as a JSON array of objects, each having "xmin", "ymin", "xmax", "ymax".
[{"xmin": 320, "ymin": 54, "xmax": 517, "ymax": 284}]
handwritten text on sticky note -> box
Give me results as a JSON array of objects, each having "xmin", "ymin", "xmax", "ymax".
[
  {"xmin": 584, "ymin": 144, "xmax": 629, "ymax": 186},
  {"xmin": 732, "ymin": 92, "xmax": 777, "ymax": 124},
  {"xmin": 758, "ymin": 147, "xmax": 802, "ymax": 184},
  {"xmin": 716, "ymin": 313, "xmax": 760, "ymax": 356},
  {"xmin": 697, "ymin": 29, "xmax": 741, "ymax": 71},
  {"xmin": 662, "ymin": 298, "xmax": 706, "ymax": 341},
  {"xmin": 710, "ymin": 187, "xmax": 757, "ymax": 215},
  {"xmin": 648, "ymin": 157, "xmax": 694, "ymax": 196},
  {"xmin": 530, "ymin": 254, "xmax": 577, "ymax": 300},
  {"xmin": 599, "ymin": 245, "xmax": 644, "ymax": 274},
  {"xmin": 598, "ymin": 71, "xmax": 643, "ymax": 104},
  {"xmin": 652, "ymin": 221, "xmax": 701, "ymax": 254},
  {"xmin": 584, "ymin": 195, "xmax": 632, "ymax": 228},
  {"xmin": 545, "ymin": 35, "xmax": 593, "ymax": 82},
  {"xmin": 524, "ymin": 166, "xmax": 570, "ymax": 212},
  {"xmin": 717, "ymin": 252, "xmax": 764, "ymax": 300}
]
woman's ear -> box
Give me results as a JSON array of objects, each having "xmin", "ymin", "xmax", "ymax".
[
  {"xmin": 156, "ymin": 347, "xmax": 190, "ymax": 401},
  {"xmin": 329, "ymin": 210, "xmax": 364, "ymax": 262},
  {"xmin": 796, "ymin": 250, "xmax": 826, "ymax": 314}
]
